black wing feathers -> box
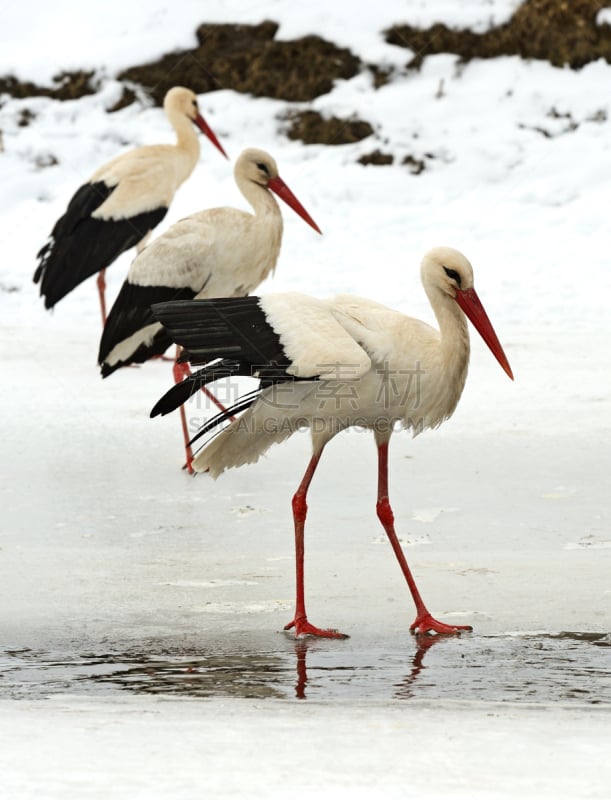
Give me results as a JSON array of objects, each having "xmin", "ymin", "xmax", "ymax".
[
  {"xmin": 34, "ymin": 180, "xmax": 167, "ymax": 308},
  {"xmin": 150, "ymin": 358, "xmax": 244, "ymax": 417},
  {"xmin": 150, "ymin": 297, "xmax": 302, "ymax": 429},
  {"xmin": 36, "ymin": 182, "xmax": 114, "ymax": 273},
  {"xmin": 151, "ymin": 297, "xmax": 290, "ymax": 371},
  {"xmin": 98, "ymin": 282, "xmax": 197, "ymax": 375},
  {"xmin": 151, "ymin": 296, "xmax": 304, "ymax": 428},
  {"xmin": 188, "ymin": 392, "xmax": 261, "ymax": 447}
]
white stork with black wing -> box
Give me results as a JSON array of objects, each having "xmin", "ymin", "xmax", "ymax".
[
  {"xmin": 34, "ymin": 86, "xmax": 227, "ymax": 322},
  {"xmin": 99, "ymin": 147, "xmax": 321, "ymax": 471},
  {"xmin": 150, "ymin": 247, "xmax": 513, "ymax": 637}
]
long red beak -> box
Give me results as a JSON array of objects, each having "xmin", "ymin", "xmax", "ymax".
[
  {"xmin": 193, "ymin": 113, "xmax": 228, "ymax": 159},
  {"xmin": 454, "ymin": 288, "xmax": 514, "ymax": 380},
  {"xmin": 267, "ymin": 176, "xmax": 322, "ymax": 234}
]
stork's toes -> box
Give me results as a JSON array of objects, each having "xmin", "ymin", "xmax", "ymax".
[
  {"xmin": 410, "ymin": 612, "xmax": 472, "ymax": 636},
  {"xmin": 284, "ymin": 617, "xmax": 349, "ymax": 639}
]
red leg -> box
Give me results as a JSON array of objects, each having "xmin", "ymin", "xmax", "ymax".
[
  {"xmin": 173, "ymin": 353, "xmax": 194, "ymax": 474},
  {"xmin": 376, "ymin": 439, "xmax": 472, "ymax": 636},
  {"xmin": 97, "ymin": 269, "xmax": 107, "ymax": 325},
  {"xmin": 283, "ymin": 449, "xmax": 348, "ymax": 639},
  {"xmin": 172, "ymin": 347, "xmax": 236, "ymax": 472}
]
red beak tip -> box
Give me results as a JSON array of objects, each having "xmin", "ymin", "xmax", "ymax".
[
  {"xmin": 455, "ymin": 288, "xmax": 514, "ymax": 382},
  {"xmin": 269, "ymin": 177, "xmax": 321, "ymax": 235},
  {"xmin": 194, "ymin": 115, "xmax": 228, "ymax": 159}
]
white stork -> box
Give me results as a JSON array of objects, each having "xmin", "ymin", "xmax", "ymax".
[
  {"xmin": 34, "ymin": 86, "xmax": 227, "ymax": 322},
  {"xmin": 98, "ymin": 147, "xmax": 321, "ymax": 471},
  {"xmin": 149, "ymin": 247, "xmax": 513, "ymax": 637}
]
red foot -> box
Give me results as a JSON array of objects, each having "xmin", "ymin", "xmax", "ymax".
[
  {"xmin": 410, "ymin": 612, "xmax": 472, "ymax": 636},
  {"xmin": 284, "ymin": 618, "xmax": 349, "ymax": 639}
]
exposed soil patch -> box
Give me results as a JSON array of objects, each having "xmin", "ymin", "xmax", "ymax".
[
  {"xmin": 284, "ymin": 110, "xmax": 374, "ymax": 145},
  {"xmin": 118, "ymin": 21, "xmax": 362, "ymax": 104},
  {"xmin": 368, "ymin": 64, "xmax": 394, "ymax": 89},
  {"xmin": 106, "ymin": 86, "xmax": 138, "ymax": 113},
  {"xmin": 17, "ymin": 108, "xmax": 36, "ymax": 127},
  {"xmin": 0, "ymin": 71, "xmax": 97, "ymax": 101},
  {"xmin": 402, "ymin": 154, "xmax": 427, "ymax": 174},
  {"xmin": 385, "ymin": 0, "xmax": 611, "ymax": 70},
  {"xmin": 358, "ymin": 150, "xmax": 394, "ymax": 165}
]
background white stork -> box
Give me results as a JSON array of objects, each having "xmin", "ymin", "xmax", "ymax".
[
  {"xmin": 149, "ymin": 247, "xmax": 514, "ymax": 638},
  {"xmin": 98, "ymin": 147, "xmax": 322, "ymax": 470},
  {"xmin": 33, "ymin": 86, "xmax": 228, "ymax": 322}
]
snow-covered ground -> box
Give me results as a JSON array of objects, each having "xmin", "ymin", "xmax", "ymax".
[{"xmin": 1, "ymin": 1, "xmax": 610, "ymax": 798}]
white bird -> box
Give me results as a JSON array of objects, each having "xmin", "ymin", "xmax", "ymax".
[
  {"xmin": 98, "ymin": 147, "xmax": 322, "ymax": 470},
  {"xmin": 34, "ymin": 86, "xmax": 227, "ymax": 322},
  {"xmin": 150, "ymin": 247, "xmax": 513, "ymax": 637}
]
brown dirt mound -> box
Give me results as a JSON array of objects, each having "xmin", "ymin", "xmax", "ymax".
[
  {"xmin": 0, "ymin": 71, "xmax": 97, "ymax": 101},
  {"xmin": 284, "ymin": 110, "xmax": 374, "ymax": 145},
  {"xmin": 118, "ymin": 21, "xmax": 362, "ymax": 104},
  {"xmin": 402, "ymin": 154, "xmax": 427, "ymax": 174},
  {"xmin": 386, "ymin": 0, "xmax": 611, "ymax": 69},
  {"xmin": 358, "ymin": 150, "xmax": 394, "ymax": 165},
  {"xmin": 106, "ymin": 87, "xmax": 138, "ymax": 113}
]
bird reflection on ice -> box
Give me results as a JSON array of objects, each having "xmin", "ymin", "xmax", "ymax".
[
  {"xmin": 1, "ymin": 632, "xmax": 609, "ymax": 703},
  {"xmin": 291, "ymin": 633, "xmax": 446, "ymax": 700}
]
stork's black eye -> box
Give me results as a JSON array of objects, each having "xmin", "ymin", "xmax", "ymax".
[
  {"xmin": 443, "ymin": 267, "xmax": 462, "ymax": 287},
  {"xmin": 256, "ymin": 162, "xmax": 270, "ymax": 175}
]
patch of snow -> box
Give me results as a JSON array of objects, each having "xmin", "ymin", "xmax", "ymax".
[{"xmin": 597, "ymin": 8, "xmax": 611, "ymax": 26}]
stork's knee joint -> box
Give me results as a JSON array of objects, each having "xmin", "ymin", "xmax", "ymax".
[
  {"xmin": 292, "ymin": 493, "xmax": 308, "ymax": 522},
  {"xmin": 376, "ymin": 497, "xmax": 394, "ymax": 527}
]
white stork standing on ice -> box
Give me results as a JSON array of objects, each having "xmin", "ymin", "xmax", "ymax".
[
  {"xmin": 149, "ymin": 247, "xmax": 514, "ymax": 637},
  {"xmin": 34, "ymin": 86, "xmax": 227, "ymax": 322},
  {"xmin": 98, "ymin": 147, "xmax": 321, "ymax": 470}
]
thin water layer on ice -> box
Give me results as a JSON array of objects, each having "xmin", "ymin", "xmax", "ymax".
[{"xmin": 1, "ymin": 631, "xmax": 610, "ymax": 703}]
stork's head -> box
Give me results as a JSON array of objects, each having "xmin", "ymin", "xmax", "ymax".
[
  {"xmin": 237, "ymin": 148, "xmax": 280, "ymax": 187},
  {"xmin": 236, "ymin": 148, "xmax": 322, "ymax": 234},
  {"xmin": 421, "ymin": 247, "xmax": 475, "ymax": 297},
  {"xmin": 163, "ymin": 86, "xmax": 228, "ymax": 158},
  {"xmin": 421, "ymin": 247, "xmax": 513, "ymax": 380}
]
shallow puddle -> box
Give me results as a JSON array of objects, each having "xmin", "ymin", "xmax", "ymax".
[{"xmin": 1, "ymin": 631, "xmax": 610, "ymax": 703}]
